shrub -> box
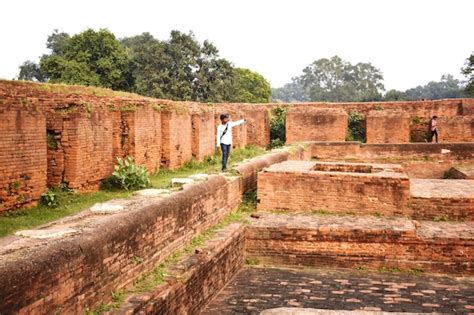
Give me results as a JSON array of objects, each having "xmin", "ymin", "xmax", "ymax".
[
  {"xmin": 269, "ymin": 106, "xmax": 287, "ymax": 148},
  {"xmin": 106, "ymin": 157, "xmax": 151, "ymax": 190},
  {"xmin": 347, "ymin": 111, "xmax": 366, "ymax": 142},
  {"xmin": 41, "ymin": 190, "xmax": 59, "ymax": 208}
]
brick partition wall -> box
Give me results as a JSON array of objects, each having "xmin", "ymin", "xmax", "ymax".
[
  {"xmin": 222, "ymin": 104, "xmax": 270, "ymax": 147},
  {"xmin": 0, "ymin": 106, "xmax": 47, "ymax": 211},
  {"xmin": 366, "ymin": 110, "xmax": 410, "ymax": 143},
  {"xmin": 160, "ymin": 109, "xmax": 193, "ymax": 169},
  {"xmin": 257, "ymin": 161, "xmax": 410, "ymax": 216},
  {"xmin": 286, "ymin": 107, "xmax": 348, "ymax": 144},
  {"xmin": 440, "ymin": 116, "xmax": 474, "ymax": 142},
  {"xmin": 111, "ymin": 224, "xmax": 245, "ymax": 314},
  {"xmin": 191, "ymin": 108, "xmax": 216, "ymax": 161},
  {"xmin": 120, "ymin": 105, "xmax": 162, "ymax": 173}
]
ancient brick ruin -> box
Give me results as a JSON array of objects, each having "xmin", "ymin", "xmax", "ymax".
[{"xmin": 0, "ymin": 80, "xmax": 473, "ymax": 314}]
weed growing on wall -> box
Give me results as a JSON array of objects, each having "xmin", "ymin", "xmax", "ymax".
[
  {"xmin": 269, "ymin": 106, "xmax": 287, "ymax": 148},
  {"xmin": 346, "ymin": 111, "xmax": 366, "ymax": 142},
  {"xmin": 40, "ymin": 190, "xmax": 59, "ymax": 208}
]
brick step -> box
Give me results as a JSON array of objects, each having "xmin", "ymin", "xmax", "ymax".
[
  {"xmin": 409, "ymin": 179, "xmax": 474, "ymax": 220},
  {"xmin": 246, "ymin": 213, "xmax": 474, "ymax": 275}
]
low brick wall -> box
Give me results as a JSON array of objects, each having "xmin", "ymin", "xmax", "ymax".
[
  {"xmin": 0, "ymin": 176, "xmax": 237, "ymax": 314},
  {"xmin": 310, "ymin": 142, "xmax": 474, "ymax": 161},
  {"xmin": 257, "ymin": 161, "xmax": 410, "ymax": 216},
  {"xmin": 235, "ymin": 151, "xmax": 290, "ymax": 194},
  {"xmin": 246, "ymin": 213, "xmax": 474, "ymax": 274},
  {"xmin": 110, "ymin": 224, "xmax": 245, "ymax": 315}
]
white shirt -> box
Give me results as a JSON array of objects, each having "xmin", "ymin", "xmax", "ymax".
[{"xmin": 217, "ymin": 119, "xmax": 246, "ymax": 146}]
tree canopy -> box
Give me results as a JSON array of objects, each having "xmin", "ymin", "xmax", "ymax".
[
  {"xmin": 462, "ymin": 52, "xmax": 474, "ymax": 96},
  {"xmin": 273, "ymin": 56, "xmax": 385, "ymax": 102},
  {"xmin": 18, "ymin": 29, "xmax": 271, "ymax": 103},
  {"xmin": 384, "ymin": 74, "xmax": 465, "ymax": 101}
]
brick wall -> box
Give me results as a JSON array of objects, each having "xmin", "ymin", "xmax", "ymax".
[
  {"xmin": 286, "ymin": 107, "xmax": 348, "ymax": 144},
  {"xmin": 112, "ymin": 224, "xmax": 245, "ymax": 314},
  {"xmin": 310, "ymin": 142, "xmax": 474, "ymax": 161},
  {"xmin": 0, "ymin": 176, "xmax": 237, "ymax": 313},
  {"xmin": 366, "ymin": 110, "xmax": 410, "ymax": 143},
  {"xmin": 160, "ymin": 110, "xmax": 193, "ymax": 169},
  {"xmin": 120, "ymin": 105, "xmax": 162, "ymax": 173},
  {"xmin": 439, "ymin": 116, "xmax": 474, "ymax": 142},
  {"xmin": 257, "ymin": 161, "xmax": 410, "ymax": 216},
  {"xmin": 191, "ymin": 109, "xmax": 216, "ymax": 161},
  {"xmin": 231, "ymin": 105, "xmax": 270, "ymax": 147},
  {"xmin": 0, "ymin": 106, "xmax": 47, "ymax": 211}
]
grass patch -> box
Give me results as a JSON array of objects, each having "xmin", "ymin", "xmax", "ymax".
[
  {"xmin": 0, "ymin": 146, "xmax": 265, "ymax": 238},
  {"xmin": 433, "ymin": 215, "xmax": 450, "ymax": 222},
  {"xmin": 151, "ymin": 146, "xmax": 264, "ymax": 188},
  {"xmin": 245, "ymin": 258, "xmax": 260, "ymax": 266}
]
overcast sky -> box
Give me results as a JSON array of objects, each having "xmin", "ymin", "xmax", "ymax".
[{"xmin": 0, "ymin": 0, "xmax": 472, "ymax": 90}]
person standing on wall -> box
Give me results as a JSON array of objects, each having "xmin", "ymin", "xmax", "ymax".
[
  {"xmin": 217, "ymin": 114, "xmax": 246, "ymax": 172},
  {"xmin": 427, "ymin": 115, "xmax": 439, "ymax": 143}
]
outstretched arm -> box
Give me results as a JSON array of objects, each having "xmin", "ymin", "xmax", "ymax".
[{"xmin": 229, "ymin": 119, "xmax": 246, "ymax": 127}]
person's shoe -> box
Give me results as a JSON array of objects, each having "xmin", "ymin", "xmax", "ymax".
[{"xmin": 221, "ymin": 168, "xmax": 228, "ymax": 172}]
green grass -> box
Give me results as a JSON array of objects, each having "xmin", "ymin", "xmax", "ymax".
[
  {"xmin": 0, "ymin": 190, "xmax": 132, "ymax": 237},
  {"xmin": 0, "ymin": 146, "xmax": 265, "ymax": 238}
]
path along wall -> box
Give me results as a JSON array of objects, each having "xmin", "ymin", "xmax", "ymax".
[{"xmin": 0, "ymin": 151, "xmax": 289, "ymax": 314}]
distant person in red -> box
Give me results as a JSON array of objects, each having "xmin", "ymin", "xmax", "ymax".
[{"xmin": 427, "ymin": 116, "xmax": 438, "ymax": 143}]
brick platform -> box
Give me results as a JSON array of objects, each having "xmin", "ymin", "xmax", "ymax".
[
  {"xmin": 257, "ymin": 161, "xmax": 410, "ymax": 216},
  {"xmin": 246, "ymin": 213, "xmax": 474, "ymax": 274}
]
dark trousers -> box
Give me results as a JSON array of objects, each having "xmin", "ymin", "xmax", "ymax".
[
  {"xmin": 428, "ymin": 130, "xmax": 438, "ymax": 143},
  {"xmin": 220, "ymin": 144, "xmax": 231, "ymax": 171}
]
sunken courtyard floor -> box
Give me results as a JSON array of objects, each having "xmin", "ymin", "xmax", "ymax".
[{"xmin": 202, "ymin": 266, "xmax": 474, "ymax": 314}]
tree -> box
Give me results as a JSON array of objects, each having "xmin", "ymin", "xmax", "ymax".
[
  {"xmin": 462, "ymin": 53, "xmax": 474, "ymax": 96},
  {"xmin": 37, "ymin": 29, "xmax": 131, "ymax": 90},
  {"xmin": 272, "ymin": 81, "xmax": 309, "ymax": 102},
  {"xmin": 404, "ymin": 74, "xmax": 464, "ymax": 100},
  {"xmin": 298, "ymin": 56, "xmax": 384, "ymax": 102},
  {"xmin": 228, "ymin": 68, "xmax": 271, "ymax": 103},
  {"xmin": 272, "ymin": 56, "xmax": 384, "ymax": 102},
  {"xmin": 384, "ymin": 89, "xmax": 407, "ymax": 101},
  {"xmin": 121, "ymin": 30, "xmax": 238, "ymax": 102},
  {"xmin": 18, "ymin": 60, "xmax": 46, "ymax": 82}
]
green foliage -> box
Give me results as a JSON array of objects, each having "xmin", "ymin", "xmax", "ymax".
[
  {"xmin": 108, "ymin": 157, "xmax": 151, "ymax": 191},
  {"xmin": 269, "ymin": 106, "xmax": 287, "ymax": 148},
  {"xmin": 273, "ymin": 56, "xmax": 384, "ymax": 102},
  {"xmin": 37, "ymin": 29, "xmax": 131, "ymax": 90},
  {"xmin": 40, "ymin": 190, "xmax": 59, "ymax": 208},
  {"xmin": 462, "ymin": 53, "xmax": 474, "ymax": 96},
  {"xmin": 46, "ymin": 131, "xmax": 58, "ymax": 149},
  {"xmin": 346, "ymin": 111, "xmax": 366, "ymax": 142},
  {"xmin": 385, "ymin": 74, "xmax": 465, "ymax": 100},
  {"xmin": 245, "ymin": 258, "xmax": 260, "ymax": 266},
  {"xmin": 121, "ymin": 31, "xmax": 236, "ymax": 102},
  {"xmin": 228, "ymin": 68, "xmax": 272, "ymax": 103},
  {"xmin": 412, "ymin": 116, "xmax": 421, "ymax": 125},
  {"xmin": 18, "ymin": 60, "xmax": 46, "ymax": 82},
  {"xmin": 433, "ymin": 215, "xmax": 450, "ymax": 222}
]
